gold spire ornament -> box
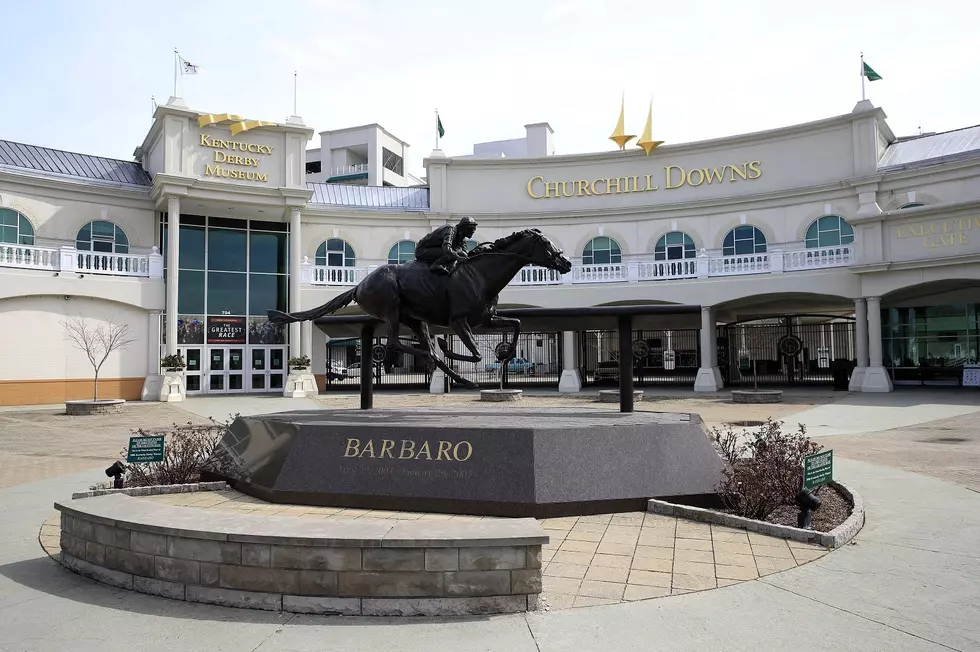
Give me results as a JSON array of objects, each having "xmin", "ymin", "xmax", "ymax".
[
  {"xmin": 609, "ymin": 93, "xmax": 636, "ymax": 150},
  {"xmin": 637, "ymin": 101, "xmax": 664, "ymax": 155}
]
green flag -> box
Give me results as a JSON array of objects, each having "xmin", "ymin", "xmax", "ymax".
[
  {"xmin": 437, "ymin": 114, "xmax": 445, "ymax": 138},
  {"xmin": 862, "ymin": 62, "xmax": 882, "ymax": 81}
]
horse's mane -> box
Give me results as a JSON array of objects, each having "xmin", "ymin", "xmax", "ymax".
[{"xmin": 469, "ymin": 229, "xmax": 541, "ymax": 257}]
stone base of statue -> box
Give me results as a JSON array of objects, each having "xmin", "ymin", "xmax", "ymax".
[
  {"xmin": 284, "ymin": 371, "xmax": 319, "ymax": 398},
  {"xmin": 480, "ymin": 389, "xmax": 522, "ymax": 402},
  {"xmin": 208, "ymin": 407, "xmax": 726, "ymax": 518}
]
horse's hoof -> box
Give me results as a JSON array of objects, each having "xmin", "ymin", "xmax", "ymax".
[{"xmin": 494, "ymin": 342, "xmax": 515, "ymax": 362}]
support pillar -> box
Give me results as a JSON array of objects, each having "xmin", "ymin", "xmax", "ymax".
[
  {"xmin": 141, "ymin": 312, "xmax": 164, "ymax": 401},
  {"xmin": 617, "ymin": 315, "xmax": 634, "ymax": 413},
  {"xmin": 558, "ymin": 330, "xmax": 582, "ymax": 392},
  {"xmin": 694, "ymin": 305, "xmax": 723, "ymax": 392},
  {"xmin": 165, "ymin": 196, "xmax": 180, "ymax": 356},
  {"xmin": 860, "ymin": 296, "xmax": 893, "ymax": 392},
  {"xmin": 848, "ymin": 298, "xmax": 869, "ymax": 391},
  {"xmin": 288, "ymin": 208, "xmax": 302, "ymax": 360},
  {"xmin": 360, "ymin": 323, "xmax": 375, "ymax": 409}
]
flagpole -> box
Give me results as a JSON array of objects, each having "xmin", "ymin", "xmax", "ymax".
[
  {"xmin": 860, "ymin": 52, "xmax": 865, "ymax": 101},
  {"xmin": 435, "ymin": 109, "xmax": 440, "ymax": 150},
  {"xmin": 173, "ymin": 48, "xmax": 179, "ymax": 98},
  {"xmin": 293, "ymin": 71, "xmax": 298, "ymax": 115}
]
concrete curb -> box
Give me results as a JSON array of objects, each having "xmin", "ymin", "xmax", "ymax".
[
  {"xmin": 647, "ymin": 481, "xmax": 865, "ymax": 548},
  {"xmin": 71, "ymin": 481, "xmax": 229, "ymax": 500}
]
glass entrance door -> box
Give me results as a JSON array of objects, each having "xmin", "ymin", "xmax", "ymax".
[
  {"xmin": 177, "ymin": 347, "xmax": 203, "ymax": 394},
  {"xmin": 208, "ymin": 347, "xmax": 245, "ymax": 393},
  {"xmin": 249, "ymin": 346, "xmax": 287, "ymax": 393}
]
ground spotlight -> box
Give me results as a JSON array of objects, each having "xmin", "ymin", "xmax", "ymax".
[
  {"xmin": 105, "ymin": 461, "xmax": 126, "ymax": 489},
  {"xmin": 795, "ymin": 488, "xmax": 822, "ymax": 529}
]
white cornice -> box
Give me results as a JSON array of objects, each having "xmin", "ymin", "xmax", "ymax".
[
  {"xmin": 851, "ymin": 251, "xmax": 980, "ymax": 273},
  {"xmin": 849, "ymin": 198, "xmax": 980, "ymax": 225},
  {"xmin": 149, "ymin": 174, "xmax": 312, "ymax": 207},
  {"xmin": 425, "ymin": 106, "xmax": 883, "ymax": 169},
  {"xmin": 0, "ymin": 168, "xmax": 152, "ymax": 206}
]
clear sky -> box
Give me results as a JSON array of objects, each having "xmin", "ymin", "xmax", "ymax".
[{"xmin": 1, "ymin": 0, "xmax": 977, "ymax": 176}]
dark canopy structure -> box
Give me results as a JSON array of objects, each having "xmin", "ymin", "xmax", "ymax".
[{"xmin": 314, "ymin": 304, "xmax": 702, "ymax": 413}]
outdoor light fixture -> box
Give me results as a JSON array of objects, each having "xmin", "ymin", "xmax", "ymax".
[
  {"xmin": 795, "ymin": 488, "xmax": 822, "ymax": 529},
  {"xmin": 105, "ymin": 461, "xmax": 126, "ymax": 489}
]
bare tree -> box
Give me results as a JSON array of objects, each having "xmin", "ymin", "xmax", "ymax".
[{"xmin": 62, "ymin": 316, "xmax": 135, "ymax": 401}]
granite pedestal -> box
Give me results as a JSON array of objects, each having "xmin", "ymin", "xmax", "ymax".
[{"xmin": 208, "ymin": 408, "xmax": 726, "ymax": 518}]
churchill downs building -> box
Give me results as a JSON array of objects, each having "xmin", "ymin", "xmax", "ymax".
[{"xmin": 1, "ymin": 96, "xmax": 979, "ymax": 405}]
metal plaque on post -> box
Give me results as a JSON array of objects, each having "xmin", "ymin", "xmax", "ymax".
[
  {"xmin": 127, "ymin": 435, "xmax": 165, "ymax": 463},
  {"xmin": 803, "ymin": 449, "xmax": 834, "ymax": 490}
]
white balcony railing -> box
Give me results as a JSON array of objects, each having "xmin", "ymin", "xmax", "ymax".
[
  {"xmin": 304, "ymin": 244, "xmax": 854, "ymax": 288},
  {"xmin": 329, "ymin": 164, "xmax": 368, "ymax": 177},
  {"xmin": 0, "ymin": 243, "xmax": 163, "ymax": 278}
]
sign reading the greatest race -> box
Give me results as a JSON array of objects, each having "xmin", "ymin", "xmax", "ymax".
[
  {"xmin": 803, "ymin": 449, "xmax": 834, "ymax": 490},
  {"xmin": 127, "ymin": 436, "xmax": 165, "ymax": 463}
]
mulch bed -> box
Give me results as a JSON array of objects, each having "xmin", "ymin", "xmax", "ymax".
[{"xmin": 766, "ymin": 484, "xmax": 852, "ymax": 532}]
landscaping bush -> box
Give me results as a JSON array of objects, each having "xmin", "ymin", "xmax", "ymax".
[
  {"xmin": 121, "ymin": 415, "xmax": 237, "ymax": 487},
  {"xmin": 712, "ymin": 418, "xmax": 821, "ymax": 520}
]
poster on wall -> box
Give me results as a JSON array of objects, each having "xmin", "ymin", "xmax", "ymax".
[
  {"xmin": 248, "ymin": 317, "xmax": 286, "ymax": 344},
  {"xmin": 177, "ymin": 317, "xmax": 205, "ymax": 344},
  {"xmin": 207, "ymin": 316, "xmax": 247, "ymax": 344}
]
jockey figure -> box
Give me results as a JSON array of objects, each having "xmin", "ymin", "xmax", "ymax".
[{"xmin": 414, "ymin": 216, "xmax": 478, "ymax": 275}]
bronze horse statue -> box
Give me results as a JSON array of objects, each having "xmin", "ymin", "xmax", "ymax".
[{"xmin": 268, "ymin": 228, "xmax": 572, "ymax": 389}]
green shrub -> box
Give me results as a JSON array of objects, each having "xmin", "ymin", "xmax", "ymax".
[{"xmin": 121, "ymin": 414, "xmax": 237, "ymax": 487}]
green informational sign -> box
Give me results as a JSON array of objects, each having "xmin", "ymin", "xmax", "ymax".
[
  {"xmin": 127, "ymin": 435, "xmax": 165, "ymax": 463},
  {"xmin": 803, "ymin": 449, "xmax": 833, "ymax": 490}
]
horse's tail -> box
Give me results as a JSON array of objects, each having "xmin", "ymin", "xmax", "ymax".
[{"xmin": 267, "ymin": 288, "xmax": 356, "ymax": 324}]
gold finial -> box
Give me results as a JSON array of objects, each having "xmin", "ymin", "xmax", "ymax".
[
  {"xmin": 637, "ymin": 100, "xmax": 664, "ymax": 155},
  {"xmin": 609, "ymin": 93, "xmax": 636, "ymax": 150}
]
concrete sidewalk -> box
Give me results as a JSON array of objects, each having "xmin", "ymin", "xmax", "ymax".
[{"xmin": 1, "ymin": 459, "xmax": 977, "ymax": 651}]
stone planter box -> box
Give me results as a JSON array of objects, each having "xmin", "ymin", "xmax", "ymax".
[
  {"xmin": 65, "ymin": 399, "xmax": 125, "ymax": 416},
  {"xmin": 731, "ymin": 390, "xmax": 783, "ymax": 404},
  {"xmin": 480, "ymin": 389, "xmax": 522, "ymax": 402},
  {"xmin": 647, "ymin": 481, "xmax": 865, "ymax": 549},
  {"xmin": 55, "ymin": 494, "xmax": 547, "ymax": 616},
  {"xmin": 598, "ymin": 390, "xmax": 643, "ymax": 403}
]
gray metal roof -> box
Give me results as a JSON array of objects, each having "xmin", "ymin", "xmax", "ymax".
[
  {"xmin": 0, "ymin": 139, "xmax": 151, "ymax": 188},
  {"xmin": 878, "ymin": 125, "xmax": 980, "ymax": 171},
  {"xmin": 307, "ymin": 182, "xmax": 428, "ymax": 210}
]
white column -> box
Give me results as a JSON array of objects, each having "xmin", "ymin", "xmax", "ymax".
[
  {"xmin": 140, "ymin": 312, "xmax": 164, "ymax": 401},
  {"xmin": 289, "ymin": 208, "xmax": 302, "ymax": 359},
  {"xmin": 848, "ymin": 298, "xmax": 869, "ymax": 390},
  {"xmin": 165, "ymin": 196, "xmax": 180, "ymax": 356},
  {"xmin": 558, "ymin": 330, "xmax": 582, "ymax": 392},
  {"xmin": 302, "ymin": 321, "xmax": 313, "ymax": 367},
  {"xmin": 694, "ymin": 306, "xmax": 723, "ymax": 392},
  {"xmin": 860, "ymin": 296, "xmax": 893, "ymax": 392}
]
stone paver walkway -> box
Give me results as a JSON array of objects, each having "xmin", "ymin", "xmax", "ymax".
[{"xmin": 39, "ymin": 488, "xmax": 828, "ymax": 611}]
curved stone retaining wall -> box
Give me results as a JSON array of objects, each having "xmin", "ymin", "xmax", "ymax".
[{"xmin": 55, "ymin": 494, "xmax": 546, "ymax": 616}]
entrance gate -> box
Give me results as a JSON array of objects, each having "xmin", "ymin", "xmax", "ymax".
[
  {"xmin": 718, "ymin": 318, "xmax": 856, "ymax": 386},
  {"xmin": 321, "ymin": 331, "xmax": 563, "ymax": 391},
  {"xmin": 580, "ymin": 329, "xmax": 700, "ymax": 387}
]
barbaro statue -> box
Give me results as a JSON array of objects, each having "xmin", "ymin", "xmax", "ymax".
[{"xmin": 268, "ymin": 226, "xmax": 572, "ymax": 389}]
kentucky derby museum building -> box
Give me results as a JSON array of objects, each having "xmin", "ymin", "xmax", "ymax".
[{"xmin": 1, "ymin": 96, "xmax": 979, "ymax": 405}]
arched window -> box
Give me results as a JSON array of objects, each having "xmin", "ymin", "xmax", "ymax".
[
  {"xmin": 315, "ymin": 238, "xmax": 356, "ymax": 267},
  {"xmin": 465, "ymin": 239, "xmax": 478, "ymax": 252},
  {"xmin": 804, "ymin": 215, "xmax": 854, "ymax": 248},
  {"xmin": 76, "ymin": 220, "xmax": 129, "ymax": 253},
  {"xmin": 387, "ymin": 240, "xmax": 416, "ymax": 264},
  {"xmin": 0, "ymin": 209, "xmax": 35, "ymax": 245},
  {"xmin": 900, "ymin": 202, "xmax": 924, "ymax": 209},
  {"xmin": 582, "ymin": 236, "xmax": 622, "ymax": 265},
  {"xmin": 722, "ymin": 225, "xmax": 766, "ymax": 256},
  {"xmin": 654, "ymin": 231, "xmax": 696, "ymax": 261}
]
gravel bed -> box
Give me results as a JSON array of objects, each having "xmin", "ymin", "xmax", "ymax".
[{"xmin": 767, "ymin": 484, "xmax": 852, "ymax": 532}]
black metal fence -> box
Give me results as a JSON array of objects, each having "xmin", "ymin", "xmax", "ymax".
[
  {"xmin": 580, "ymin": 329, "xmax": 700, "ymax": 387},
  {"xmin": 321, "ymin": 332, "xmax": 563, "ymax": 391},
  {"xmin": 718, "ymin": 320, "xmax": 856, "ymax": 386}
]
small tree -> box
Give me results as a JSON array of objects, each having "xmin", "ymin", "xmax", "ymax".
[{"xmin": 62, "ymin": 316, "xmax": 135, "ymax": 401}]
